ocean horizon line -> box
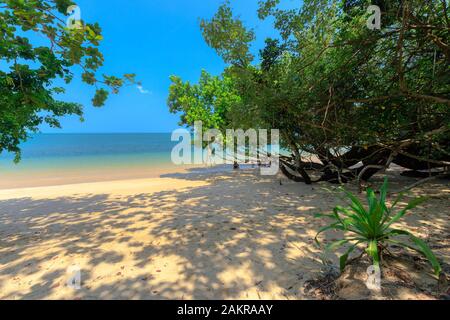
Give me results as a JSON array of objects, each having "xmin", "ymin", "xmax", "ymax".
[{"xmin": 34, "ymin": 132, "xmax": 177, "ymax": 135}]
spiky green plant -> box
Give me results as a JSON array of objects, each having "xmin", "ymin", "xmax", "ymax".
[{"xmin": 315, "ymin": 178, "xmax": 441, "ymax": 276}]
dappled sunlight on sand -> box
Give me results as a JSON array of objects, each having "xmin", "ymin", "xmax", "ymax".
[{"xmin": 0, "ymin": 170, "xmax": 448, "ymax": 299}]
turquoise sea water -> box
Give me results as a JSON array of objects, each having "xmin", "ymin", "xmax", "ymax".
[
  {"xmin": 0, "ymin": 133, "xmax": 278, "ymax": 190},
  {"xmin": 0, "ymin": 133, "xmax": 179, "ymax": 173}
]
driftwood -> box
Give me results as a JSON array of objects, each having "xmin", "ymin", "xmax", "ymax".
[
  {"xmin": 280, "ymin": 161, "xmax": 307, "ymax": 183},
  {"xmin": 280, "ymin": 159, "xmax": 312, "ymax": 184},
  {"xmin": 279, "ymin": 141, "xmax": 449, "ymax": 188}
]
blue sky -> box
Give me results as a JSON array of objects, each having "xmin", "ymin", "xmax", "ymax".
[{"xmin": 40, "ymin": 0, "xmax": 290, "ymax": 133}]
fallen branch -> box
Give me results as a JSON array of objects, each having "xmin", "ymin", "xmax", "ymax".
[{"xmin": 357, "ymin": 152, "xmax": 396, "ymax": 192}]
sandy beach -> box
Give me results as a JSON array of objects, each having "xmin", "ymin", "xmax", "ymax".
[{"xmin": 0, "ymin": 168, "xmax": 449, "ymax": 300}]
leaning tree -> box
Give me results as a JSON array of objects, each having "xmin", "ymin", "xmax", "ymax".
[{"xmin": 170, "ymin": 0, "xmax": 449, "ymax": 188}]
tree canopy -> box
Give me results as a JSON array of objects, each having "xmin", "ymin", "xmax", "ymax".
[
  {"xmin": 0, "ymin": 0, "xmax": 136, "ymax": 161},
  {"xmin": 168, "ymin": 0, "xmax": 450, "ymax": 185}
]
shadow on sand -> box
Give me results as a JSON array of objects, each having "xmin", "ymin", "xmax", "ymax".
[{"xmin": 0, "ymin": 170, "xmax": 448, "ymax": 299}]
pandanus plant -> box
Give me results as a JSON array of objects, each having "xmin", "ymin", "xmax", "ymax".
[{"xmin": 315, "ymin": 178, "xmax": 441, "ymax": 276}]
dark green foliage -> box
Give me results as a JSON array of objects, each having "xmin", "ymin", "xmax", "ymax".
[
  {"xmin": 0, "ymin": 0, "xmax": 136, "ymax": 161},
  {"xmin": 169, "ymin": 0, "xmax": 450, "ymax": 182}
]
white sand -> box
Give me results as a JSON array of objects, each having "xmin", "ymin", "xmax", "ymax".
[{"xmin": 0, "ymin": 169, "xmax": 448, "ymax": 300}]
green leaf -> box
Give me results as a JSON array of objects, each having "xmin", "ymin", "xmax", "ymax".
[
  {"xmin": 388, "ymin": 229, "xmax": 441, "ymax": 276},
  {"xmin": 384, "ymin": 197, "xmax": 427, "ymax": 230},
  {"xmin": 314, "ymin": 213, "xmax": 334, "ymax": 219},
  {"xmin": 340, "ymin": 243, "xmax": 359, "ymax": 272},
  {"xmin": 92, "ymin": 88, "xmax": 109, "ymax": 107},
  {"xmin": 326, "ymin": 239, "xmax": 350, "ymax": 251},
  {"xmin": 379, "ymin": 177, "xmax": 388, "ymax": 206},
  {"xmin": 314, "ymin": 223, "xmax": 346, "ymax": 246},
  {"xmin": 366, "ymin": 240, "xmax": 380, "ymax": 268}
]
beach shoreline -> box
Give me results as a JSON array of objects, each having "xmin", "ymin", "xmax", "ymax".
[{"xmin": 0, "ymin": 164, "xmax": 211, "ymax": 190}]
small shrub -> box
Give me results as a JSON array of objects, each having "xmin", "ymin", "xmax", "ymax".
[{"xmin": 315, "ymin": 178, "xmax": 441, "ymax": 276}]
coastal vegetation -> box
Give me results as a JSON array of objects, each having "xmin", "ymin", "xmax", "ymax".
[
  {"xmin": 167, "ymin": 0, "xmax": 448, "ymax": 288},
  {"xmin": 168, "ymin": 0, "xmax": 450, "ymax": 187},
  {"xmin": 315, "ymin": 178, "xmax": 441, "ymax": 276},
  {"xmin": 0, "ymin": 0, "xmax": 136, "ymax": 162},
  {"xmin": 0, "ymin": 0, "xmax": 448, "ymax": 300}
]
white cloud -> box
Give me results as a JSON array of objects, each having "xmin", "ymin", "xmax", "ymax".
[{"xmin": 136, "ymin": 85, "xmax": 151, "ymax": 94}]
